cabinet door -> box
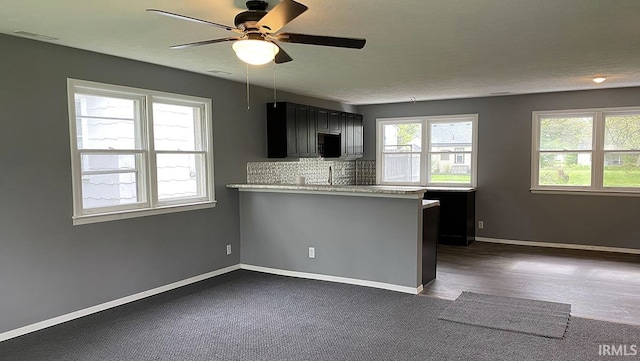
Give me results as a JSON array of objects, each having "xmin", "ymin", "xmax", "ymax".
[
  {"xmin": 354, "ymin": 114, "xmax": 363, "ymax": 156},
  {"xmin": 317, "ymin": 108, "xmax": 329, "ymax": 132},
  {"xmin": 424, "ymin": 191, "xmax": 476, "ymax": 246},
  {"xmin": 329, "ymin": 111, "xmax": 341, "ymax": 133},
  {"xmin": 341, "ymin": 112, "xmax": 348, "ymax": 157},
  {"xmin": 295, "ymin": 105, "xmax": 310, "ymax": 156},
  {"xmin": 286, "ymin": 104, "xmax": 299, "ymax": 157},
  {"xmin": 308, "ymin": 107, "xmax": 318, "ymax": 157},
  {"xmin": 346, "ymin": 113, "xmax": 355, "ymax": 156}
]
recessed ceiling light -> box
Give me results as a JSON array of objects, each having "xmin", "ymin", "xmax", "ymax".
[{"xmin": 593, "ymin": 77, "xmax": 607, "ymax": 83}]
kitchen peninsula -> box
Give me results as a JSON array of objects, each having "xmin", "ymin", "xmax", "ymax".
[{"xmin": 227, "ymin": 183, "xmax": 439, "ymax": 294}]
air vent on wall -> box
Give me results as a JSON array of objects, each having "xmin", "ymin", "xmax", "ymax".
[{"xmin": 14, "ymin": 31, "xmax": 59, "ymax": 41}]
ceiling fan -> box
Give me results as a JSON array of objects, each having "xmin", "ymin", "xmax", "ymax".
[{"xmin": 147, "ymin": 0, "xmax": 366, "ymax": 66}]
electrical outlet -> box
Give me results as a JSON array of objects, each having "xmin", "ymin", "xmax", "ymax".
[
  {"xmin": 226, "ymin": 244, "xmax": 232, "ymax": 255},
  {"xmin": 308, "ymin": 247, "xmax": 315, "ymax": 259},
  {"xmin": 478, "ymin": 221, "xmax": 484, "ymax": 229}
]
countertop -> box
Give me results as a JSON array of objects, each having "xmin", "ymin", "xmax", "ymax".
[
  {"xmin": 226, "ymin": 183, "xmax": 430, "ymax": 198},
  {"xmin": 422, "ymin": 200, "xmax": 440, "ymax": 209}
]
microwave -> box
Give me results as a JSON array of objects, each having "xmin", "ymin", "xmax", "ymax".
[{"xmin": 317, "ymin": 133, "xmax": 341, "ymax": 158}]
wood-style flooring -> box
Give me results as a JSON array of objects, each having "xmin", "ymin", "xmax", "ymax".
[{"xmin": 422, "ymin": 241, "xmax": 640, "ymax": 326}]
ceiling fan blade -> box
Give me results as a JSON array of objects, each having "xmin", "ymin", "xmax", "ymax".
[
  {"xmin": 256, "ymin": 0, "xmax": 308, "ymax": 34},
  {"xmin": 274, "ymin": 44, "xmax": 293, "ymax": 64},
  {"xmin": 147, "ymin": 9, "xmax": 242, "ymax": 33},
  {"xmin": 276, "ymin": 33, "xmax": 366, "ymax": 49},
  {"xmin": 170, "ymin": 37, "xmax": 240, "ymax": 50}
]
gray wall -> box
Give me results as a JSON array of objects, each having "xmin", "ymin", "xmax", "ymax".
[
  {"xmin": 359, "ymin": 89, "xmax": 640, "ymax": 250},
  {"xmin": 0, "ymin": 34, "xmax": 348, "ymax": 334},
  {"xmin": 239, "ymin": 192, "xmax": 422, "ymax": 288}
]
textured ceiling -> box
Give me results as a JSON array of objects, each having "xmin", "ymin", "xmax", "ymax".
[{"xmin": 1, "ymin": 0, "xmax": 639, "ymax": 105}]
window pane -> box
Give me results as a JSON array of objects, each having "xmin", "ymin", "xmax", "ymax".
[
  {"xmin": 81, "ymin": 154, "xmax": 136, "ymax": 172},
  {"xmin": 75, "ymin": 94, "xmax": 136, "ymax": 118},
  {"xmin": 604, "ymin": 114, "xmax": 640, "ymax": 150},
  {"xmin": 383, "ymin": 123, "xmax": 421, "ymax": 153},
  {"xmin": 157, "ymin": 153, "xmax": 206, "ymax": 201},
  {"xmin": 604, "ymin": 152, "xmax": 640, "ymax": 188},
  {"xmin": 82, "ymin": 173, "xmax": 139, "ymax": 209},
  {"xmin": 430, "ymin": 122, "xmax": 472, "ymax": 151},
  {"xmin": 539, "ymin": 117, "xmax": 593, "ymax": 151},
  {"xmin": 538, "ymin": 152, "xmax": 591, "ymax": 186},
  {"xmin": 75, "ymin": 94, "xmax": 139, "ymax": 150},
  {"xmin": 76, "ymin": 117, "xmax": 136, "ymax": 150},
  {"xmin": 153, "ymin": 103, "xmax": 201, "ymax": 151},
  {"xmin": 382, "ymin": 153, "xmax": 420, "ymax": 182},
  {"xmin": 430, "ymin": 154, "xmax": 471, "ymax": 184}
]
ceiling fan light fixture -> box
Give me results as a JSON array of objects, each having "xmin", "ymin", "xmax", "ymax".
[
  {"xmin": 593, "ymin": 76, "xmax": 607, "ymax": 83},
  {"xmin": 232, "ymin": 39, "xmax": 279, "ymax": 65}
]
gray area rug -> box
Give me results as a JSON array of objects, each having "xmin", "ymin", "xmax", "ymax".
[
  {"xmin": 1, "ymin": 270, "xmax": 639, "ymax": 361},
  {"xmin": 438, "ymin": 291, "xmax": 571, "ymax": 339}
]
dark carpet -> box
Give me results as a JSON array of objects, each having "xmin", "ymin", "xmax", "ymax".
[
  {"xmin": 1, "ymin": 270, "xmax": 639, "ymax": 361},
  {"xmin": 438, "ymin": 291, "xmax": 571, "ymax": 339}
]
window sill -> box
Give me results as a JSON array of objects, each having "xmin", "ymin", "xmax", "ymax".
[
  {"xmin": 530, "ymin": 189, "xmax": 640, "ymax": 197},
  {"xmin": 73, "ymin": 201, "xmax": 217, "ymax": 225}
]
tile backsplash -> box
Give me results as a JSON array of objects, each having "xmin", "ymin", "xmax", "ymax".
[{"xmin": 247, "ymin": 159, "xmax": 376, "ymax": 185}]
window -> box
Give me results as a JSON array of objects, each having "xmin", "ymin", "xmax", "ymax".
[
  {"xmin": 67, "ymin": 79, "xmax": 215, "ymax": 224},
  {"xmin": 454, "ymin": 148, "xmax": 465, "ymax": 164},
  {"xmin": 531, "ymin": 107, "xmax": 640, "ymax": 194},
  {"xmin": 376, "ymin": 115, "xmax": 478, "ymax": 187}
]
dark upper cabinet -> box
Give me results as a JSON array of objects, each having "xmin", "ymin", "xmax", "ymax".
[
  {"xmin": 317, "ymin": 108, "xmax": 330, "ymax": 133},
  {"xmin": 306, "ymin": 107, "xmax": 318, "ymax": 157},
  {"xmin": 267, "ymin": 102, "xmax": 362, "ymax": 159},
  {"xmin": 267, "ymin": 102, "xmax": 297, "ymax": 158},
  {"xmin": 339, "ymin": 111, "xmax": 363, "ymax": 159},
  {"xmin": 328, "ymin": 111, "xmax": 341, "ymax": 133},
  {"xmin": 295, "ymin": 105, "xmax": 316, "ymax": 157},
  {"xmin": 345, "ymin": 113, "xmax": 356, "ymax": 157},
  {"xmin": 354, "ymin": 114, "xmax": 363, "ymax": 157}
]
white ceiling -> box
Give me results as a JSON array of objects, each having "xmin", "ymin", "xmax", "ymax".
[{"xmin": 1, "ymin": 0, "xmax": 639, "ymax": 105}]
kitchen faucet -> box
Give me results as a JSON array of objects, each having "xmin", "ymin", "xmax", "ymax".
[{"xmin": 328, "ymin": 166, "xmax": 333, "ymax": 185}]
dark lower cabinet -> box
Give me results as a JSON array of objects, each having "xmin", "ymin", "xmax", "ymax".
[
  {"xmin": 422, "ymin": 204, "xmax": 440, "ymax": 285},
  {"xmin": 424, "ymin": 190, "xmax": 476, "ymax": 246}
]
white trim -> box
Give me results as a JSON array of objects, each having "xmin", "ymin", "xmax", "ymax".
[
  {"xmin": 0, "ymin": 264, "xmax": 241, "ymax": 343},
  {"xmin": 72, "ymin": 201, "xmax": 216, "ymax": 225},
  {"xmin": 240, "ymin": 264, "xmax": 423, "ymax": 294},
  {"xmin": 530, "ymin": 189, "xmax": 640, "ymax": 197},
  {"xmin": 376, "ymin": 114, "xmax": 478, "ymax": 188},
  {"xmin": 67, "ymin": 78, "xmax": 216, "ymax": 224},
  {"xmin": 531, "ymin": 106, "xmax": 640, "ymax": 194},
  {"xmin": 476, "ymin": 237, "xmax": 640, "ymax": 255}
]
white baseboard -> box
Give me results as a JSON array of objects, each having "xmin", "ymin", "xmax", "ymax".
[
  {"xmin": 476, "ymin": 237, "xmax": 640, "ymax": 255},
  {"xmin": 0, "ymin": 264, "xmax": 241, "ymax": 343},
  {"xmin": 241, "ymin": 264, "xmax": 423, "ymax": 295}
]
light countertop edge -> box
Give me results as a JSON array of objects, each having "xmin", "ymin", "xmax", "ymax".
[
  {"xmin": 226, "ymin": 183, "xmax": 430, "ymax": 199},
  {"xmin": 422, "ymin": 200, "xmax": 440, "ymax": 209}
]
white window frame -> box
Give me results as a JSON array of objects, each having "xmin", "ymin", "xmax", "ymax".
[
  {"xmin": 67, "ymin": 79, "xmax": 216, "ymax": 225},
  {"xmin": 531, "ymin": 106, "xmax": 640, "ymax": 196},
  {"xmin": 376, "ymin": 114, "xmax": 478, "ymax": 187}
]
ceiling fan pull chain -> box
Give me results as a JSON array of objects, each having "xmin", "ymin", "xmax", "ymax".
[
  {"xmin": 273, "ymin": 58, "xmax": 277, "ymax": 106},
  {"xmin": 246, "ymin": 63, "xmax": 250, "ymax": 110}
]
